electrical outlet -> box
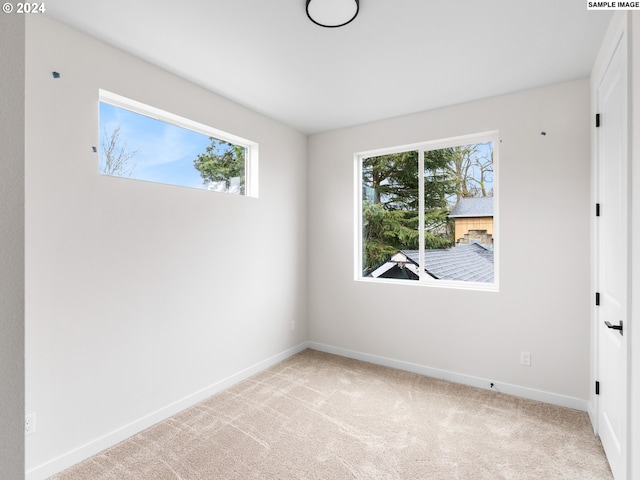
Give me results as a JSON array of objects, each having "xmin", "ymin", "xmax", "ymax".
[
  {"xmin": 290, "ymin": 320, "xmax": 296, "ymax": 331},
  {"xmin": 520, "ymin": 351, "xmax": 531, "ymax": 367},
  {"xmin": 25, "ymin": 413, "xmax": 36, "ymax": 435}
]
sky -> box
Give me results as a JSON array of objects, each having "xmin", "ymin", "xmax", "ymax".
[{"xmin": 99, "ymin": 102, "xmax": 215, "ymax": 190}]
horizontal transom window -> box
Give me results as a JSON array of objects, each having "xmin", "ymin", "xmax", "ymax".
[{"xmin": 98, "ymin": 90, "xmax": 258, "ymax": 197}]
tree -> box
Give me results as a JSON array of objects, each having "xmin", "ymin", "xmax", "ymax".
[
  {"xmin": 469, "ymin": 146, "xmax": 493, "ymax": 197},
  {"xmin": 445, "ymin": 143, "xmax": 493, "ymax": 202},
  {"xmin": 193, "ymin": 138, "xmax": 246, "ymax": 194},
  {"xmin": 100, "ymin": 126, "xmax": 140, "ymax": 177},
  {"xmin": 362, "ymin": 150, "xmax": 457, "ymax": 271},
  {"xmin": 361, "ymin": 142, "xmax": 494, "ymax": 273}
]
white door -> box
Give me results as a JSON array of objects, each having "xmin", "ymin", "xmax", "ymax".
[{"xmin": 596, "ymin": 28, "xmax": 628, "ymax": 480}]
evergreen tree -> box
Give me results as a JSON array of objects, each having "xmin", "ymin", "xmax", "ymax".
[{"xmin": 362, "ymin": 149, "xmax": 457, "ymax": 271}]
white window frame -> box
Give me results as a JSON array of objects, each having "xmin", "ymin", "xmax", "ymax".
[
  {"xmin": 354, "ymin": 130, "xmax": 499, "ymax": 291},
  {"xmin": 99, "ymin": 89, "xmax": 259, "ymax": 197}
]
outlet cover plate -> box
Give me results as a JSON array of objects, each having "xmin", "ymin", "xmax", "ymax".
[{"xmin": 25, "ymin": 413, "xmax": 36, "ymax": 435}]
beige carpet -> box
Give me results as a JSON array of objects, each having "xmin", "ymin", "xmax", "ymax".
[{"xmin": 51, "ymin": 349, "xmax": 613, "ymax": 479}]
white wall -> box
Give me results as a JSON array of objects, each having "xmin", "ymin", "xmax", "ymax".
[
  {"xmin": 25, "ymin": 16, "xmax": 307, "ymax": 478},
  {"xmin": 308, "ymin": 80, "xmax": 591, "ymax": 405},
  {"xmin": 0, "ymin": 13, "xmax": 26, "ymax": 480}
]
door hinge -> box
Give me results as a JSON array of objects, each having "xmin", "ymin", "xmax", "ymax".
[
  {"xmin": 596, "ymin": 113, "xmax": 601, "ymax": 128},
  {"xmin": 596, "ymin": 203, "xmax": 600, "ymax": 217},
  {"xmin": 596, "ymin": 381, "xmax": 600, "ymax": 395},
  {"xmin": 596, "ymin": 292, "xmax": 600, "ymax": 306}
]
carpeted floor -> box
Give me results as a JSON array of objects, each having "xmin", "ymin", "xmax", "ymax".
[{"xmin": 51, "ymin": 349, "xmax": 613, "ymax": 479}]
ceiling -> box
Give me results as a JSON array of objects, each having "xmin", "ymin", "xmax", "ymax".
[{"xmin": 46, "ymin": 1, "xmax": 613, "ymax": 134}]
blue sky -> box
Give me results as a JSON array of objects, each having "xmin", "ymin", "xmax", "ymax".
[{"xmin": 99, "ymin": 102, "xmax": 213, "ymax": 190}]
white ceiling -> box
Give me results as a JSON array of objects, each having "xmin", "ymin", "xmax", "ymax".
[{"xmin": 46, "ymin": 0, "xmax": 612, "ymax": 134}]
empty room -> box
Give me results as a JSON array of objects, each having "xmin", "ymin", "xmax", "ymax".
[{"xmin": 1, "ymin": 1, "xmax": 639, "ymax": 479}]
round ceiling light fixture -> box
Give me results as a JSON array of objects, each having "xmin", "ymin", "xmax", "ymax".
[{"xmin": 306, "ymin": 0, "xmax": 359, "ymax": 28}]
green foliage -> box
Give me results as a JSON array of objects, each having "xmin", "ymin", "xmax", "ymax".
[
  {"xmin": 362, "ymin": 202, "xmax": 455, "ymax": 270},
  {"xmin": 193, "ymin": 138, "xmax": 246, "ymax": 194},
  {"xmin": 361, "ymin": 150, "xmax": 458, "ymax": 272},
  {"xmin": 362, "ymin": 151, "xmax": 419, "ymax": 210},
  {"xmin": 424, "ymin": 148, "xmax": 458, "ymax": 211},
  {"xmin": 362, "ymin": 202, "xmax": 418, "ymax": 269}
]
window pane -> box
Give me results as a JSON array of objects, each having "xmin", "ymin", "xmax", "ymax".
[
  {"xmin": 422, "ymin": 142, "xmax": 494, "ymax": 283},
  {"xmin": 99, "ymin": 101, "xmax": 247, "ymax": 194},
  {"xmin": 362, "ymin": 151, "xmax": 420, "ymax": 281}
]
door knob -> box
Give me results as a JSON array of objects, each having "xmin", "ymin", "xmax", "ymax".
[{"xmin": 605, "ymin": 320, "xmax": 623, "ymax": 336}]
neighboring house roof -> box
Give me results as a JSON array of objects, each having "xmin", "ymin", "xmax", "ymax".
[
  {"xmin": 369, "ymin": 243, "xmax": 494, "ymax": 283},
  {"xmin": 449, "ymin": 196, "xmax": 493, "ymax": 218}
]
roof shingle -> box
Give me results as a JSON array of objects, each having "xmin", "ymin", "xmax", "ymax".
[
  {"xmin": 449, "ymin": 197, "xmax": 493, "ymax": 218},
  {"xmin": 401, "ymin": 243, "xmax": 494, "ymax": 282}
]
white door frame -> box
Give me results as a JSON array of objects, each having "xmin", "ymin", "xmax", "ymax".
[{"xmin": 630, "ymin": 12, "xmax": 640, "ymax": 480}]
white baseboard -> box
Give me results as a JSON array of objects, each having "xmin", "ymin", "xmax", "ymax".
[
  {"xmin": 307, "ymin": 342, "xmax": 589, "ymax": 412},
  {"xmin": 26, "ymin": 342, "xmax": 308, "ymax": 480},
  {"xmin": 29, "ymin": 341, "xmax": 588, "ymax": 479}
]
